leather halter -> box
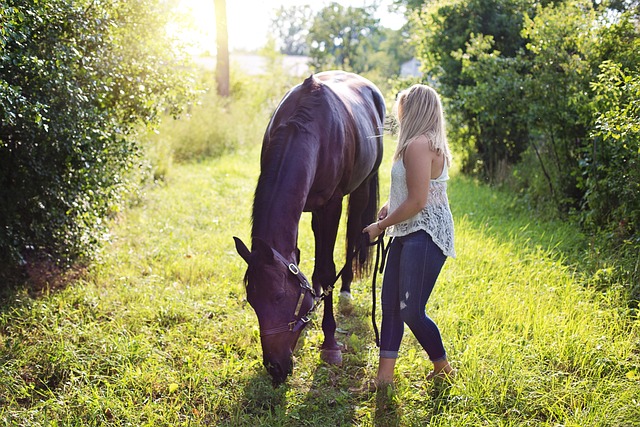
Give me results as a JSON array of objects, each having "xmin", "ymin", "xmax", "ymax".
[{"xmin": 259, "ymin": 248, "xmax": 317, "ymax": 337}]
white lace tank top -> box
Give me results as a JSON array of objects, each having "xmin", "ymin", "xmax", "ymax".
[{"xmin": 386, "ymin": 158, "xmax": 456, "ymax": 258}]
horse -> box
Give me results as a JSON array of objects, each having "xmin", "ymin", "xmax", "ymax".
[{"xmin": 233, "ymin": 70, "xmax": 385, "ymax": 385}]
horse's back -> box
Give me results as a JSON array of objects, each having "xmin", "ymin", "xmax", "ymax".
[
  {"xmin": 315, "ymin": 71, "xmax": 385, "ymax": 192},
  {"xmin": 263, "ymin": 71, "xmax": 384, "ymax": 202},
  {"xmin": 268, "ymin": 71, "xmax": 384, "ymax": 136}
]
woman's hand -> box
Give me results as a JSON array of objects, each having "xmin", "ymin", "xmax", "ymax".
[
  {"xmin": 363, "ymin": 202, "xmax": 389, "ymax": 241},
  {"xmin": 362, "ymin": 221, "xmax": 385, "ymax": 241}
]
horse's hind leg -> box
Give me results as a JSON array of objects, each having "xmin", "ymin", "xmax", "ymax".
[{"xmin": 311, "ymin": 197, "xmax": 343, "ymax": 365}]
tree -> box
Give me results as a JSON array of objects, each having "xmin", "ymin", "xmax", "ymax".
[
  {"xmin": 393, "ymin": 0, "xmax": 425, "ymax": 11},
  {"xmin": 408, "ymin": 0, "xmax": 640, "ymax": 295},
  {"xmin": 307, "ymin": 2, "xmax": 380, "ymax": 73},
  {"xmin": 517, "ymin": 0, "xmax": 599, "ymax": 209},
  {"xmin": 413, "ymin": 0, "xmax": 531, "ymax": 98},
  {"xmin": 412, "ymin": 0, "xmax": 534, "ymax": 179},
  {"xmin": 270, "ymin": 5, "xmax": 313, "ymax": 56},
  {"xmin": 358, "ymin": 25, "xmax": 414, "ymax": 78},
  {"xmin": 453, "ymin": 34, "xmax": 531, "ymax": 179},
  {"xmin": 585, "ymin": 61, "xmax": 640, "ymax": 241},
  {"xmin": 214, "ymin": 0, "xmax": 229, "ymax": 97},
  {"xmin": 270, "ymin": 3, "xmax": 412, "ymax": 78},
  {"xmin": 577, "ymin": 8, "xmax": 640, "ymax": 244}
]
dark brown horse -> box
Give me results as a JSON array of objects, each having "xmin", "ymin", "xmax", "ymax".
[{"xmin": 234, "ymin": 70, "xmax": 385, "ymax": 385}]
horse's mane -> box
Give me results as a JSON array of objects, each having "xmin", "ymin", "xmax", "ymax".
[
  {"xmin": 251, "ymin": 76, "xmax": 328, "ymax": 236},
  {"xmin": 275, "ymin": 75, "xmax": 324, "ymax": 134}
]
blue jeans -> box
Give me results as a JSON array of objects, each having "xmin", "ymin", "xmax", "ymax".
[{"xmin": 379, "ymin": 230, "xmax": 447, "ymax": 361}]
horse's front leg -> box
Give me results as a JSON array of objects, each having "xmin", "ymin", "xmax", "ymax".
[{"xmin": 311, "ymin": 197, "xmax": 343, "ymax": 365}]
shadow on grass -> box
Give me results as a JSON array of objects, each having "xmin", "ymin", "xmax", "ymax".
[
  {"xmin": 0, "ymin": 276, "xmax": 23, "ymax": 313},
  {"xmin": 338, "ymin": 275, "xmax": 405, "ymax": 427},
  {"xmin": 428, "ymin": 378, "xmax": 456, "ymax": 418},
  {"xmin": 286, "ymin": 293, "xmax": 374, "ymax": 426},
  {"xmin": 218, "ymin": 370, "xmax": 289, "ymax": 426},
  {"xmin": 374, "ymin": 385, "xmax": 402, "ymax": 427},
  {"xmin": 449, "ymin": 176, "xmax": 587, "ymax": 264}
]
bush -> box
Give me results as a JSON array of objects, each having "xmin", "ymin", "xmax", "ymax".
[
  {"xmin": 580, "ymin": 62, "xmax": 640, "ymax": 302},
  {"xmin": 582, "ymin": 62, "xmax": 639, "ymax": 242},
  {"xmin": 0, "ymin": 0, "xmax": 193, "ymax": 271},
  {"xmin": 410, "ymin": 0, "xmax": 640, "ymax": 299}
]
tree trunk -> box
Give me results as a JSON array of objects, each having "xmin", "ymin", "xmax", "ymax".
[{"xmin": 214, "ymin": 0, "xmax": 229, "ymax": 97}]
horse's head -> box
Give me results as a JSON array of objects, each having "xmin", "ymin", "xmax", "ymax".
[{"xmin": 234, "ymin": 236, "xmax": 315, "ymax": 385}]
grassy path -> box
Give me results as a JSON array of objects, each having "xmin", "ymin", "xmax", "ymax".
[{"xmin": 1, "ymin": 141, "xmax": 639, "ymax": 426}]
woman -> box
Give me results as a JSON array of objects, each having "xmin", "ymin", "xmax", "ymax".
[{"xmin": 363, "ymin": 84, "xmax": 456, "ymax": 387}]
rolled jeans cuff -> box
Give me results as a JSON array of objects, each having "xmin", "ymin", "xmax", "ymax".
[
  {"xmin": 379, "ymin": 350, "xmax": 399, "ymax": 359},
  {"xmin": 431, "ymin": 353, "xmax": 447, "ymax": 363}
]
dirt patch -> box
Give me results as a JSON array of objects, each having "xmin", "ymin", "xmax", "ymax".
[{"xmin": 21, "ymin": 252, "xmax": 86, "ymax": 297}]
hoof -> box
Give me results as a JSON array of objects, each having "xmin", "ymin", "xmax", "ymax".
[
  {"xmin": 339, "ymin": 291, "xmax": 353, "ymax": 300},
  {"xmin": 321, "ymin": 348, "xmax": 343, "ymax": 365},
  {"xmin": 339, "ymin": 292, "xmax": 354, "ymax": 315}
]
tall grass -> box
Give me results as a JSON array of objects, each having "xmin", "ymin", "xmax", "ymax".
[
  {"xmin": 142, "ymin": 60, "xmax": 303, "ymax": 180},
  {"xmin": 1, "ymin": 130, "xmax": 639, "ymax": 425}
]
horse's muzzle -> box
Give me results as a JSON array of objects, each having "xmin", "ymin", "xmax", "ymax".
[{"xmin": 264, "ymin": 357, "xmax": 293, "ymax": 386}]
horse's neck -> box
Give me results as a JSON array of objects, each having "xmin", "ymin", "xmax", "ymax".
[{"xmin": 252, "ymin": 137, "xmax": 317, "ymax": 256}]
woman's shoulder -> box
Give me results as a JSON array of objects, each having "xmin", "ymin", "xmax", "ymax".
[{"xmin": 406, "ymin": 134, "xmax": 438, "ymax": 158}]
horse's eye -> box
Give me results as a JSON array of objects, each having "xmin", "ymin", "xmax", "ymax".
[{"xmin": 273, "ymin": 291, "xmax": 287, "ymax": 305}]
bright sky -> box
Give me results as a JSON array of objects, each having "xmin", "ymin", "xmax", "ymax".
[{"xmin": 175, "ymin": 0, "xmax": 406, "ymax": 53}]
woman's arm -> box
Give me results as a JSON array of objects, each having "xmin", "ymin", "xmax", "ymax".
[{"xmin": 363, "ymin": 135, "xmax": 436, "ymax": 240}]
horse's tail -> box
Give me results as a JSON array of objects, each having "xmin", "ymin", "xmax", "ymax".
[
  {"xmin": 358, "ymin": 171, "xmax": 379, "ymax": 274},
  {"xmin": 342, "ymin": 84, "xmax": 385, "ymax": 293},
  {"xmin": 345, "ymin": 170, "xmax": 379, "ymax": 283},
  {"xmin": 353, "ymin": 87, "xmax": 385, "ymax": 275}
]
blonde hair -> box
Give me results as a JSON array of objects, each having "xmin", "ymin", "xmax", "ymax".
[{"xmin": 392, "ymin": 84, "xmax": 451, "ymax": 164}]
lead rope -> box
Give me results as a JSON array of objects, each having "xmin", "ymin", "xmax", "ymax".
[
  {"xmin": 292, "ymin": 234, "xmax": 388, "ymax": 345},
  {"xmin": 369, "ymin": 233, "xmax": 389, "ymax": 347}
]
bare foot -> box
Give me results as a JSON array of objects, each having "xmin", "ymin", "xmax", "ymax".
[{"xmin": 426, "ymin": 367, "xmax": 456, "ymax": 381}]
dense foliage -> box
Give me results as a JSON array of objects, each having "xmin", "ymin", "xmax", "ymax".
[
  {"xmin": 410, "ymin": 0, "xmax": 639, "ymax": 298},
  {"xmin": 0, "ymin": 0, "xmax": 193, "ymax": 270}
]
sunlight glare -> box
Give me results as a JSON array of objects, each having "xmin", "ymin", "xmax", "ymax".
[{"xmin": 168, "ymin": 0, "xmax": 406, "ymax": 55}]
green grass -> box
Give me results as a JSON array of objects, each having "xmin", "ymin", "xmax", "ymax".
[{"xmin": 1, "ymin": 138, "xmax": 639, "ymax": 426}]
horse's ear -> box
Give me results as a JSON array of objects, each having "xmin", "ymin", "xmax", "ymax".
[
  {"xmin": 234, "ymin": 236, "xmax": 251, "ymax": 264},
  {"xmin": 302, "ymin": 74, "xmax": 317, "ymax": 89}
]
